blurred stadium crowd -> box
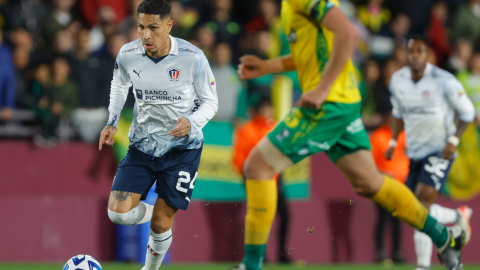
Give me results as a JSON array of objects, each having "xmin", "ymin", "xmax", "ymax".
[{"xmin": 1, "ymin": 0, "xmax": 480, "ymax": 146}]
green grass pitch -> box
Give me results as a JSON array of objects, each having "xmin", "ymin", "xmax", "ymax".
[{"xmin": 1, "ymin": 263, "xmax": 480, "ymax": 270}]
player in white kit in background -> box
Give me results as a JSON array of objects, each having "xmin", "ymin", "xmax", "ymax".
[
  {"xmin": 385, "ymin": 36, "xmax": 474, "ymax": 270},
  {"xmin": 98, "ymin": 0, "xmax": 218, "ymax": 269}
]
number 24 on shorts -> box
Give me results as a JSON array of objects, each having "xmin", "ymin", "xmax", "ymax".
[{"xmin": 176, "ymin": 171, "xmax": 197, "ymax": 201}]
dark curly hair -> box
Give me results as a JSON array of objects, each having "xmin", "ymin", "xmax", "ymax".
[{"xmin": 137, "ymin": 0, "xmax": 171, "ymax": 19}]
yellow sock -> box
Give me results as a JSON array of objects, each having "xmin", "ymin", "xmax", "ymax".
[
  {"xmin": 371, "ymin": 175, "xmax": 428, "ymax": 230},
  {"xmin": 244, "ymin": 179, "xmax": 277, "ymax": 245}
]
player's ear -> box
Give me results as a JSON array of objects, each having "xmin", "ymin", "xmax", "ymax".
[{"xmin": 167, "ymin": 19, "xmax": 173, "ymax": 32}]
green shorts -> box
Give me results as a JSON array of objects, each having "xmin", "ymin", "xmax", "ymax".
[{"xmin": 267, "ymin": 102, "xmax": 371, "ymax": 164}]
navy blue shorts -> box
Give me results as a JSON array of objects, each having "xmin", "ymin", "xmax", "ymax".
[
  {"xmin": 405, "ymin": 152, "xmax": 455, "ymax": 192},
  {"xmin": 111, "ymin": 145, "xmax": 203, "ymax": 210}
]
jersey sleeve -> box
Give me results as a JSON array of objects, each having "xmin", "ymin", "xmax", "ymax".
[
  {"xmin": 389, "ymin": 77, "xmax": 403, "ymax": 119},
  {"xmin": 443, "ymin": 77, "xmax": 475, "ymax": 122},
  {"xmin": 106, "ymin": 52, "xmax": 132, "ymax": 127},
  {"xmin": 292, "ymin": 0, "xmax": 336, "ymax": 23},
  {"xmin": 186, "ymin": 53, "xmax": 218, "ymax": 132}
]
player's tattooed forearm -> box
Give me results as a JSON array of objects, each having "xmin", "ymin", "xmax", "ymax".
[
  {"xmin": 103, "ymin": 125, "xmax": 117, "ymax": 132},
  {"xmin": 112, "ymin": 191, "xmax": 132, "ymax": 201}
]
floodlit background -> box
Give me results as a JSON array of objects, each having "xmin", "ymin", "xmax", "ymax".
[{"xmin": 1, "ymin": 0, "xmax": 480, "ymax": 268}]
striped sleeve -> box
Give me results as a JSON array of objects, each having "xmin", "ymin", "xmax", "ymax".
[{"xmin": 305, "ymin": 0, "xmax": 335, "ymax": 23}]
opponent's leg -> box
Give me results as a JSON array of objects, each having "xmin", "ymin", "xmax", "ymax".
[
  {"xmin": 107, "ymin": 191, "xmax": 154, "ymax": 225},
  {"xmin": 143, "ymin": 198, "xmax": 177, "ymax": 270},
  {"xmin": 335, "ymin": 150, "xmax": 449, "ymax": 248},
  {"xmin": 412, "ymin": 183, "xmax": 440, "ymax": 270},
  {"xmin": 239, "ymin": 139, "xmax": 282, "ymax": 270}
]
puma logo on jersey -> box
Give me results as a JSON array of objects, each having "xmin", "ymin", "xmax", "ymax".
[{"xmin": 133, "ymin": 69, "xmax": 142, "ymax": 78}]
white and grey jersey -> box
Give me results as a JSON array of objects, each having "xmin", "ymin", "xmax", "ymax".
[
  {"xmin": 390, "ymin": 63, "xmax": 475, "ymax": 160},
  {"xmin": 107, "ymin": 36, "xmax": 218, "ymax": 157}
]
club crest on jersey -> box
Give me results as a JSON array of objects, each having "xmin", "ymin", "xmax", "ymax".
[
  {"xmin": 168, "ymin": 68, "xmax": 181, "ymax": 81},
  {"xmin": 422, "ymin": 90, "xmax": 430, "ymax": 98}
]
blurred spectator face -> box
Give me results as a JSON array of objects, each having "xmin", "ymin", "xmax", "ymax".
[
  {"xmin": 213, "ymin": 0, "xmax": 232, "ymax": 12},
  {"xmin": 131, "ymin": 0, "xmax": 144, "ymax": 16},
  {"xmin": 98, "ymin": 5, "xmax": 116, "ymax": 24},
  {"xmin": 10, "ymin": 28, "xmax": 33, "ymax": 52},
  {"xmin": 129, "ymin": 24, "xmax": 141, "ymax": 41},
  {"xmin": 260, "ymin": 0, "xmax": 278, "ymax": 23},
  {"xmin": 369, "ymin": 0, "xmax": 384, "ymax": 6},
  {"xmin": 108, "ymin": 33, "xmax": 128, "ymax": 57},
  {"xmin": 391, "ymin": 14, "xmax": 411, "ymax": 37},
  {"xmin": 54, "ymin": 0, "xmax": 76, "ymax": 12},
  {"xmin": 456, "ymin": 39, "xmax": 473, "ymax": 63},
  {"xmin": 432, "ymin": 1, "xmax": 448, "ymax": 22},
  {"xmin": 52, "ymin": 58, "xmax": 70, "ymax": 82},
  {"xmin": 196, "ymin": 27, "xmax": 215, "ymax": 49},
  {"xmin": 54, "ymin": 30, "xmax": 74, "ymax": 54},
  {"xmin": 76, "ymin": 29, "xmax": 90, "ymax": 52},
  {"xmin": 407, "ymin": 39, "xmax": 428, "ymax": 72},
  {"xmin": 13, "ymin": 49, "xmax": 30, "ymax": 70},
  {"xmin": 256, "ymin": 31, "xmax": 271, "ymax": 55},
  {"xmin": 393, "ymin": 45, "xmax": 407, "ymax": 66},
  {"xmin": 471, "ymin": 53, "xmax": 480, "ymax": 73},
  {"xmin": 170, "ymin": 1, "xmax": 184, "ymax": 22},
  {"xmin": 36, "ymin": 64, "xmax": 51, "ymax": 85},
  {"xmin": 383, "ymin": 60, "xmax": 400, "ymax": 84},
  {"xmin": 65, "ymin": 21, "xmax": 82, "ymax": 39},
  {"xmin": 257, "ymin": 103, "xmax": 274, "ymax": 119},
  {"xmin": 364, "ymin": 60, "xmax": 380, "ymax": 84},
  {"xmin": 214, "ymin": 43, "xmax": 232, "ymax": 67}
]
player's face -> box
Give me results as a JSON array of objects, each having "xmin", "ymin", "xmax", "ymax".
[
  {"xmin": 406, "ymin": 40, "xmax": 429, "ymax": 72},
  {"xmin": 137, "ymin": 13, "xmax": 173, "ymax": 55}
]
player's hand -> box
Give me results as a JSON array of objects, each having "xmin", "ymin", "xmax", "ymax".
[
  {"xmin": 297, "ymin": 88, "xmax": 329, "ymax": 109},
  {"xmin": 442, "ymin": 142, "xmax": 456, "ymax": 160},
  {"xmin": 99, "ymin": 125, "xmax": 117, "ymax": 150},
  {"xmin": 384, "ymin": 146, "xmax": 395, "ymax": 160},
  {"xmin": 170, "ymin": 117, "xmax": 191, "ymax": 137},
  {"xmin": 238, "ymin": 55, "xmax": 267, "ymax": 80}
]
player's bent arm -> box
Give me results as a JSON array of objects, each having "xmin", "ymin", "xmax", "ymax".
[
  {"xmin": 107, "ymin": 55, "xmax": 132, "ymax": 128},
  {"xmin": 315, "ymin": 7, "xmax": 358, "ymax": 91},
  {"xmin": 265, "ymin": 55, "xmax": 296, "ymax": 74},
  {"xmin": 186, "ymin": 53, "xmax": 219, "ymax": 133},
  {"xmin": 444, "ymin": 79, "xmax": 475, "ymax": 138},
  {"xmin": 391, "ymin": 117, "xmax": 404, "ymax": 141}
]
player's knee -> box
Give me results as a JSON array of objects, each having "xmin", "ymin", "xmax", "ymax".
[
  {"xmin": 150, "ymin": 215, "xmax": 174, "ymax": 234},
  {"xmin": 351, "ymin": 179, "xmax": 380, "ymax": 197},
  {"xmin": 107, "ymin": 209, "xmax": 130, "ymax": 225}
]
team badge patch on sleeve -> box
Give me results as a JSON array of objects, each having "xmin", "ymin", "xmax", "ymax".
[
  {"xmin": 114, "ymin": 62, "xmax": 118, "ymax": 69},
  {"xmin": 168, "ymin": 68, "xmax": 181, "ymax": 81},
  {"xmin": 210, "ymin": 78, "xmax": 215, "ymax": 85}
]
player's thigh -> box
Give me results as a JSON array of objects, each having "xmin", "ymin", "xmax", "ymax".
[
  {"xmin": 150, "ymin": 197, "xmax": 178, "ymax": 234},
  {"xmin": 260, "ymin": 103, "xmax": 353, "ymax": 174},
  {"xmin": 245, "ymin": 138, "xmax": 288, "ymax": 179},
  {"xmin": 414, "ymin": 182, "xmax": 439, "ymax": 209},
  {"xmin": 108, "ymin": 147, "xmax": 157, "ymax": 212},
  {"xmin": 155, "ymin": 147, "xmax": 203, "ymax": 212}
]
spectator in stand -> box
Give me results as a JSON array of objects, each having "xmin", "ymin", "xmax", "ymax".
[
  {"xmin": 446, "ymin": 39, "xmax": 473, "ymax": 74},
  {"xmin": 88, "ymin": 5, "xmax": 117, "ymax": 54},
  {"xmin": 36, "ymin": 57, "xmax": 77, "ymax": 144},
  {"xmin": 53, "ymin": 29, "xmax": 75, "ymax": 56},
  {"xmin": 13, "ymin": 48, "xmax": 34, "ymax": 110},
  {"xmin": 119, "ymin": 0, "xmax": 143, "ymax": 38},
  {"xmin": 357, "ymin": 0, "xmax": 391, "ymax": 33},
  {"xmin": 195, "ymin": 25, "xmax": 216, "ymax": 60},
  {"xmin": 0, "ymin": 0, "xmax": 47, "ymax": 40},
  {"xmin": 370, "ymin": 111, "xmax": 408, "ymax": 263},
  {"xmin": 169, "ymin": 0, "xmax": 198, "ymax": 41},
  {"xmin": 9, "ymin": 27, "xmax": 45, "ymax": 68},
  {"xmin": 212, "ymin": 43, "xmax": 242, "ymax": 121},
  {"xmin": 451, "ymin": 0, "xmax": 480, "ymax": 46},
  {"xmin": 370, "ymin": 13, "xmax": 411, "ymax": 62},
  {"xmin": 32, "ymin": 64, "xmax": 52, "ymax": 124},
  {"xmin": 362, "ymin": 59, "xmax": 382, "ymax": 130},
  {"xmin": 0, "ymin": 27, "xmax": 15, "ymax": 122},
  {"xmin": 391, "ymin": 43, "xmax": 407, "ymax": 67},
  {"xmin": 127, "ymin": 23, "xmax": 141, "ymax": 42},
  {"xmin": 429, "ymin": 0, "xmax": 451, "ymax": 67},
  {"xmin": 457, "ymin": 52, "xmax": 480, "ymax": 126},
  {"xmin": 40, "ymin": 0, "xmax": 77, "ymax": 50},
  {"xmin": 80, "ymin": 0, "xmax": 127, "ymax": 28},
  {"xmin": 206, "ymin": 0, "xmax": 241, "ymax": 54},
  {"xmin": 67, "ymin": 28, "xmax": 107, "ymax": 144}
]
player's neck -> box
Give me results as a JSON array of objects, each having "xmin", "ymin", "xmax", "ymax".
[
  {"xmin": 147, "ymin": 38, "xmax": 171, "ymax": 58},
  {"xmin": 411, "ymin": 65, "xmax": 427, "ymax": 83}
]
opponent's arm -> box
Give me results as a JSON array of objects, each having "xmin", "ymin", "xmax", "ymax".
[
  {"xmin": 385, "ymin": 82, "xmax": 404, "ymax": 160},
  {"xmin": 237, "ymin": 54, "xmax": 296, "ymax": 80},
  {"xmin": 298, "ymin": 7, "xmax": 358, "ymax": 109},
  {"xmin": 171, "ymin": 53, "xmax": 218, "ymax": 137},
  {"xmin": 442, "ymin": 78, "xmax": 475, "ymax": 159},
  {"xmin": 99, "ymin": 56, "xmax": 132, "ymax": 150}
]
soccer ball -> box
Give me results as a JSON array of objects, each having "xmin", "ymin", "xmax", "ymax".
[{"xmin": 63, "ymin": 254, "xmax": 102, "ymax": 270}]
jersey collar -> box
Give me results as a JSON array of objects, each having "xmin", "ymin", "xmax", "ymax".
[
  {"xmin": 407, "ymin": 63, "xmax": 433, "ymax": 79},
  {"xmin": 137, "ymin": 35, "xmax": 178, "ymax": 56}
]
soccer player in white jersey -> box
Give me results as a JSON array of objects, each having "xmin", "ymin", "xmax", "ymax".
[
  {"xmin": 386, "ymin": 36, "xmax": 474, "ymax": 270},
  {"xmin": 98, "ymin": 0, "xmax": 218, "ymax": 269}
]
